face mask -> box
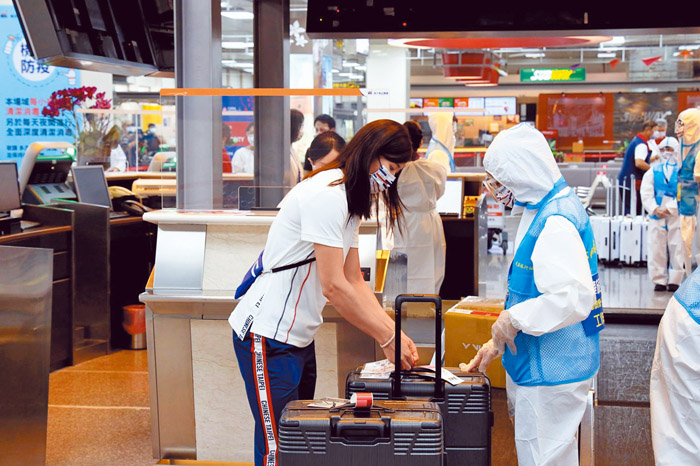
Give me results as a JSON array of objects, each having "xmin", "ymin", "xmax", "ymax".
[
  {"xmin": 653, "ymin": 131, "xmax": 666, "ymax": 139},
  {"xmin": 483, "ymin": 174, "xmax": 515, "ymax": 208},
  {"xmin": 370, "ymin": 164, "xmax": 396, "ymax": 194}
]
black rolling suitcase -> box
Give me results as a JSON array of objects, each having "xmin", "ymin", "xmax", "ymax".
[
  {"xmin": 277, "ymin": 399, "xmax": 444, "ymax": 466},
  {"xmin": 345, "ymin": 294, "xmax": 493, "ymax": 466}
]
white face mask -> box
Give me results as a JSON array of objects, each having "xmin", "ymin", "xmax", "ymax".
[
  {"xmin": 653, "ymin": 130, "xmax": 666, "ymax": 140},
  {"xmin": 661, "ymin": 150, "xmax": 678, "ymax": 164},
  {"xmin": 369, "ymin": 164, "xmax": 396, "ymax": 194}
]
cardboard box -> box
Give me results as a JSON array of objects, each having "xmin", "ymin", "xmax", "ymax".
[{"xmin": 445, "ymin": 297, "xmax": 507, "ymax": 388}]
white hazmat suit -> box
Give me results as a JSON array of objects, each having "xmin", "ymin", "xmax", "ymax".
[
  {"xmin": 393, "ymin": 159, "xmax": 447, "ymax": 294},
  {"xmin": 677, "ymin": 108, "xmax": 700, "ymax": 274},
  {"xmin": 640, "ymin": 137, "xmax": 684, "ymax": 288},
  {"xmin": 469, "ymin": 124, "xmax": 597, "ymax": 466},
  {"xmin": 650, "ymin": 273, "xmax": 700, "ymax": 465},
  {"xmin": 425, "ymin": 113, "xmax": 455, "ymax": 173}
]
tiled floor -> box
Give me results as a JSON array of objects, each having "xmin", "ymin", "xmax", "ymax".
[{"xmin": 46, "ymin": 350, "xmax": 153, "ymax": 466}]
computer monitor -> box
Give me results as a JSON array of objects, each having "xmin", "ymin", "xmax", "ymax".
[
  {"xmin": 71, "ymin": 166, "xmax": 112, "ymax": 209},
  {"xmin": 436, "ymin": 178, "xmax": 464, "ymax": 217},
  {"xmin": 0, "ymin": 162, "xmax": 21, "ymax": 213}
]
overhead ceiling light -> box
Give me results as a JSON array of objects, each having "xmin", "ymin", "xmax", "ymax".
[
  {"xmin": 597, "ymin": 52, "xmax": 616, "ymax": 58},
  {"xmin": 332, "ymin": 69, "xmax": 340, "ymax": 73},
  {"xmin": 679, "ymin": 45, "xmax": 700, "ymax": 51},
  {"xmin": 222, "ymin": 10, "xmax": 254, "ymax": 20},
  {"xmin": 465, "ymin": 82, "xmax": 498, "ymax": 87},
  {"xmin": 342, "ymin": 60, "xmax": 359, "ymax": 68},
  {"xmin": 355, "ymin": 65, "xmax": 367, "ymax": 71},
  {"xmin": 222, "ymin": 41, "xmax": 251, "ymax": 50},
  {"xmin": 525, "ymin": 53, "xmax": 545, "ymax": 59},
  {"xmin": 338, "ymin": 72, "xmax": 353, "ymax": 77}
]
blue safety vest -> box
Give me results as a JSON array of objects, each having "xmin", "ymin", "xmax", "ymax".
[
  {"xmin": 672, "ymin": 266, "xmax": 700, "ymax": 325},
  {"xmin": 503, "ymin": 180, "xmax": 604, "ymax": 387},
  {"xmin": 650, "ymin": 162, "xmax": 679, "ymax": 220},
  {"xmin": 679, "ymin": 141, "xmax": 700, "ymax": 216},
  {"xmin": 618, "ymin": 135, "xmax": 650, "ymax": 185}
]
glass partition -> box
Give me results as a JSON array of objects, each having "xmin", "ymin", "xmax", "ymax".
[{"xmin": 158, "ymin": 88, "xmax": 391, "ymax": 211}]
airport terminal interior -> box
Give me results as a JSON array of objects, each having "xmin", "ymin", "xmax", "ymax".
[{"xmin": 2, "ymin": 1, "xmax": 700, "ymax": 465}]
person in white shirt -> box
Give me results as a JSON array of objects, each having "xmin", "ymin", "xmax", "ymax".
[
  {"xmin": 640, "ymin": 137, "xmax": 684, "ymax": 291},
  {"xmin": 232, "ymin": 123, "xmax": 255, "ymax": 175},
  {"xmin": 229, "ymin": 120, "xmax": 419, "ymax": 466}
]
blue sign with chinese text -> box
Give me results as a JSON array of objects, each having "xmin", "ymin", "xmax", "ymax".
[{"xmin": 0, "ymin": 5, "xmax": 80, "ymax": 163}]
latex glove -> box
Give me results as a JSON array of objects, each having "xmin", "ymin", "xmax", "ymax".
[
  {"xmin": 464, "ymin": 339, "xmax": 501, "ymax": 373},
  {"xmin": 492, "ymin": 310, "xmax": 518, "ymax": 355},
  {"xmin": 654, "ymin": 207, "xmax": 669, "ymax": 218},
  {"xmin": 382, "ymin": 330, "xmax": 419, "ymax": 371}
]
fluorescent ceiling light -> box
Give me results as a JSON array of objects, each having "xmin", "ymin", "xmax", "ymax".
[
  {"xmin": 338, "ymin": 72, "xmax": 353, "ymax": 77},
  {"xmin": 597, "ymin": 52, "xmax": 616, "ymax": 58},
  {"xmin": 222, "ymin": 60, "xmax": 238, "ymax": 66},
  {"xmin": 525, "ymin": 53, "xmax": 545, "ymax": 58},
  {"xmin": 332, "ymin": 69, "xmax": 340, "ymax": 73},
  {"xmin": 222, "ymin": 41, "xmax": 251, "ymax": 50},
  {"xmin": 355, "ymin": 65, "xmax": 367, "ymax": 71},
  {"xmin": 465, "ymin": 82, "xmax": 498, "ymax": 87},
  {"xmin": 342, "ymin": 60, "xmax": 359, "ymax": 68},
  {"xmin": 679, "ymin": 45, "xmax": 700, "ymax": 51},
  {"xmin": 350, "ymin": 74, "xmax": 364, "ymax": 80},
  {"xmin": 222, "ymin": 10, "xmax": 254, "ymax": 20}
]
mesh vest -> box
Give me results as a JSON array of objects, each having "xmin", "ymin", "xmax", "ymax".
[
  {"xmin": 672, "ymin": 267, "xmax": 700, "ymax": 326},
  {"xmin": 679, "ymin": 141, "xmax": 699, "ymax": 217},
  {"xmin": 650, "ymin": 163, "xmax": 679, "ymax": 220},
  {"xmin": 504, "ymin": 184, "xmax": 604, "ymax": 386}
]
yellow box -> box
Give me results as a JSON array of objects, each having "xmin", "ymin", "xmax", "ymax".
[{"xmin": 444, "ymin": 297, "xmax": 507, "ymax": 388}]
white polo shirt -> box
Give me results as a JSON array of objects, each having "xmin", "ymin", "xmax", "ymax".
[{"xmin": 228, "ymin": 168, "xmax": 359, "ymax": 347}]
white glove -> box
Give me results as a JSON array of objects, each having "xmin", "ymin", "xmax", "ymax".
[
  {"xmin": 463, "ymin": 339, "xmax": 501, "ymax": 373},
  {"xmin": 492, "ymin": 310, "xmax": 518, "ymax": 355}
]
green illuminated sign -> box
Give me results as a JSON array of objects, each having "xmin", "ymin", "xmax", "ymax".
[{"xmin": 520, "ymin": 68, "xmax": 586, "ymax": 82}]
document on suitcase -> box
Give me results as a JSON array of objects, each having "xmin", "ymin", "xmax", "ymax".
[
  {"xmin": 345, "ymin": 294, "xmax": 493, "ymax": 466},
  {"xmin": 278, "ymin": 399, "xmax": 444, "ymax": 466}
]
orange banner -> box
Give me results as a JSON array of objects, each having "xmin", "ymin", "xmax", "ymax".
[{"xmin": 160, "ymin": 88, "xmax": 364, "ymax": 97}]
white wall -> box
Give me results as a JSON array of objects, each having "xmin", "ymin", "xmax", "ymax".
[{"xmin": 367, "ymin": 41, "xmax": 409, "ymax": 123}]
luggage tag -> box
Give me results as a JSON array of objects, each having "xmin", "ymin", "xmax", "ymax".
[{"xmin": 308, "ymin": 398, "xmax": 352, "ymax": 409}]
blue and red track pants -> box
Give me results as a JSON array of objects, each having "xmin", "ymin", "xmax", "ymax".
[{"xmin": 233, "ymin": 331, "xmax": 317, "ymax": 466}]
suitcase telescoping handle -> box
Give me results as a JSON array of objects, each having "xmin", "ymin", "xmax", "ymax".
[{"xmin": 392, "ymin": 294, "xmax": 444, "ymax": 400}]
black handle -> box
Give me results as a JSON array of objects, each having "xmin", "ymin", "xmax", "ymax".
[{"xmin": 392, "ymin": 294, "xmax": 443, "ymax": 400}]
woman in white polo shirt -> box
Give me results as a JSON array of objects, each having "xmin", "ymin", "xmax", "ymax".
[{"xmin": 229, "ymin": 119, "xmax": 419, "ymax": 466}]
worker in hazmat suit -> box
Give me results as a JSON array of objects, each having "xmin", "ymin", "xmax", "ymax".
[
  {"xmin": 676, "ymin": 108, "xmax": 700, "ymax": 275},
  {"xmin": 649, "ymin": 266, "xmax": 700, "ymax": 465},
  {"xmin": 393, "ymin": 120, "xmax": 447, "ymax": 294},
  {"xmin": 640, "ymin": 137, "xmax": 684, "ymax": 292},
  {"xmin": 465, "ymin": 123, "xmax": 604, "ymax": 466},
  {"xmin": 425, "ymin": 112, "xmax": 455, "ymax": 173}
]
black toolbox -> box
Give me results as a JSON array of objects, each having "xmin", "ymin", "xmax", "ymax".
[
  {"xmin": 277, "ymin": 399, "xmax": 444, "ymax": 466},
  {"xmin": 345, "ymin": 294, "xmax": 493, "ymax": 466}
]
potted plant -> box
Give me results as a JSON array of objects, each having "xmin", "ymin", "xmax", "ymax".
[{"xmin": 41, "ymin": 86, "xmax": 116, "ymax": 168}]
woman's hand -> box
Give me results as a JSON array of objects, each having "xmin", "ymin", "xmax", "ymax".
[{"xmin": 381, "ymin": 330, "xmax": 419, "ymax": 370}]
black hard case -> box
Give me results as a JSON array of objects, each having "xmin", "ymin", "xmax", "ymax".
[
  {"xmin": 344, "ymin": 294, "xmax": 493, "ymax": 466},
  {"xmin": 278, "ymin": 400, "xmax": 444, "ymax": 466}
]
